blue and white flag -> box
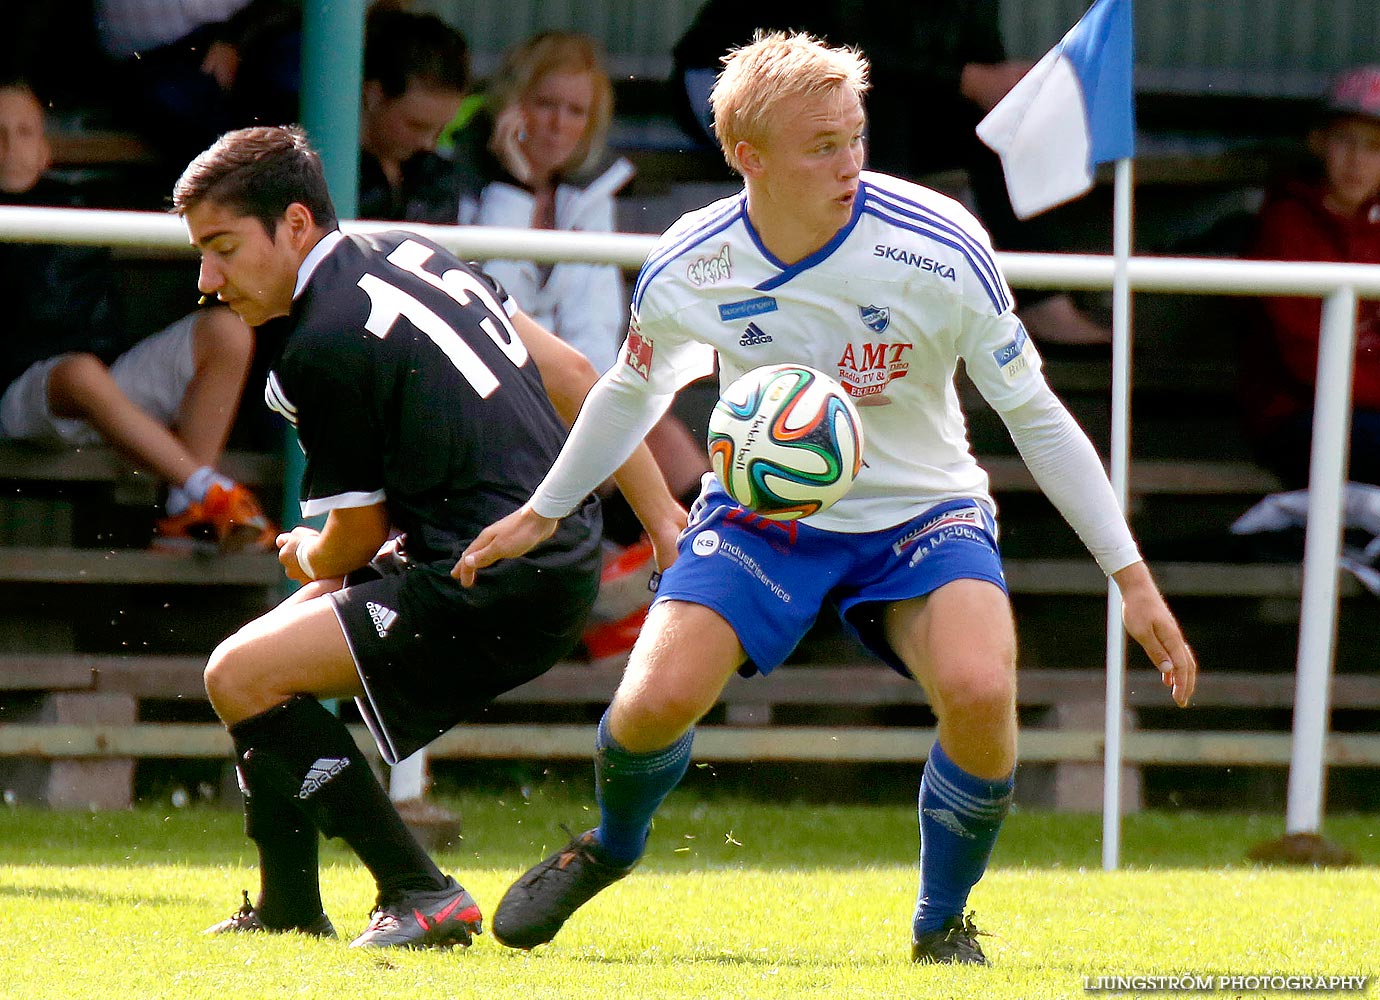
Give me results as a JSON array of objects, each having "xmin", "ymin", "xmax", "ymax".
[{"xmin": 976, "ymin": 0, "xmax": 1135, "ymax": 219}]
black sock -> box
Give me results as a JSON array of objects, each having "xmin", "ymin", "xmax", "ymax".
[
  {"xmin": 237, "ymin": 774, "xmax": 323, "ymax": 928},
  {"xmin": 230, "ymin": 696, "xmax": 447, "ymax": 900}
]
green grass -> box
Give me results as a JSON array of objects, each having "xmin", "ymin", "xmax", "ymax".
[{"xmin": 2, "ymin": 791, "xmax": 1377, "ymax": 999}]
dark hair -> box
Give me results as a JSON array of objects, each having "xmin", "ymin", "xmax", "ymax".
[
  {"xmin": 364, "ymin": 5, "xmax": 469, "ymax": 99},
  {"xmin": 172, "ymin": 125, "xmax": 339, "ymax": 233}
]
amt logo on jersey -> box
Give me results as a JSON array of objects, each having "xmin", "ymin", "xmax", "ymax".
[{"xmin": 836, "ymin": 341, "xmax": 914, "ymax": 400}]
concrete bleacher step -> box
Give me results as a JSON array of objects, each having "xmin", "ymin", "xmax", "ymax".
[
  {"xmin": 4, "ymin": 655, "xmax": 1380, "ymax": 813},
  {"xmin": 0, "ymin": 445, "xmax": 1273, "ymax": 496},
  {"xmin": 9, "ymin": 654, "xmax": 1380, "ymax": 713},
  {"xmin": 983, "ymin": 456, "xmax": 1281, "ymax": 496},
  {"xmin": 0, "ymin": 445, "xmax": 279, "ymax": 484},
  {"xmin": 0, "ymin": 547, "xmax": 279, "ymax": 585},
  {"xmin": 5, "ymin": 722, "xmax": 1379, "ymax": 770},
  {"xmin": 1004, "ymin": 559, "xmax": 1352, "ymax": 598},
  {"xmin": 0, "ymin": 551, "xmax": 1346, "ymax": 598}
]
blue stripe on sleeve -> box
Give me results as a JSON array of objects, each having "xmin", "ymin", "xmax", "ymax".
[
  {"xmin": 862, "ymin": 185, "xmax": 1011, "ymax": 314},
  {"xmin": 631, "ymin": 199, "xmax": 745, "ymax": 311}
]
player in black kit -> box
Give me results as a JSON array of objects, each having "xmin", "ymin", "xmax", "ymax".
[{"xmin": 173, "ymin": 125, "xmax": 685, "ymax": 949}]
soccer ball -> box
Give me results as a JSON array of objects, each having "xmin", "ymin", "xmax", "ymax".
[{"xmin": 707, "ymin": 364, "xmax": 864, "ymax": 520}]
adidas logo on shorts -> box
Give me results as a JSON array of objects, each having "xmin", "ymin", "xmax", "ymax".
[
  {"xmin": 298, "ymin": 756, "xmax": 350, "ymax": 799},
  {"xmin": 366, "ymin": 600, "xmax": 398, "ymax": 638},
  {"xmin": 738, "ymin": 322, "xmax": 773, "ymax": 346}
]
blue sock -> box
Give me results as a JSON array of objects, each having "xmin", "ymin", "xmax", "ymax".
[
  {"xmin": 913, "ymin": 740, "xmax": 1013, "ymax": 936},
  {"xmin": 592, "ymin": 710, "xmax": 694, "ymax": 866}
]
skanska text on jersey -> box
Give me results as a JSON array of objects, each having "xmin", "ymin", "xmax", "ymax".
[{"xmin": 872, "ymin": 244, "xmax": 957, "ymax": 281}]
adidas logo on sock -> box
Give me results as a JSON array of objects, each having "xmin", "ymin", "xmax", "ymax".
[
  {"xmin": 366, "ymin": 601, "xmax": 398, "ymax": 638},
  {"xmin": 298, "ymin": 756, "xmax": 350, "ymax": 799},
  {"xmin": 922, "ymin": 806, "xmax": 976, "ymax": 840},
  {"xmin": 738, "ymin": 322, "xmax": 773, "ymax": 346}
]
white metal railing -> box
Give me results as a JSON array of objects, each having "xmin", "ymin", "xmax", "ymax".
[
  {"xmin": 0, "ymin": 204, "xmax": 1373, "ymax": 842},
  {"xmin": 8, "ymin": 203, "xmax": 1380, "ymax": 296}
]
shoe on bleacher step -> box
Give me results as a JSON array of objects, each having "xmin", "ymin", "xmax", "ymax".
[{"xmin": 155, "ymin": 483, "xmax": 275, "ymax": 554}]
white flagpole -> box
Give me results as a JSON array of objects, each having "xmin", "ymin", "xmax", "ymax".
[{"xmin": 1102, "ymin": 156, "xmax": 1134, "ymax": 871}]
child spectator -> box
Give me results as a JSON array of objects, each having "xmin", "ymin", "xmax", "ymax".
[
  {"xmin": 1244, "ymin": 65, "xmax": 1380, "ymax": 488},
  {"xmin": 0, "ymin": 81, "xmax": 273, "ymax": 551}
]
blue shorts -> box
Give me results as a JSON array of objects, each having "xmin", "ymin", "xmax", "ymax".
[{"xmin": 653, "ymin": 485, "xmax": 1008, "ymax": 678}]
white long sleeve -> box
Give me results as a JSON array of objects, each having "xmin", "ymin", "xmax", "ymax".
[
  {"xmin": 529, "ymin": 366, "xmax": 676, "ymax": 518},
  {"xmin": 999, "ymin": 383, "xmax": 1142, "ymax": 575}
]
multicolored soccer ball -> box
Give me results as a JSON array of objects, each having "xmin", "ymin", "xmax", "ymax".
[{"xmin": 707, "ymin": 364, "xmax": 864, "ymax": 520}]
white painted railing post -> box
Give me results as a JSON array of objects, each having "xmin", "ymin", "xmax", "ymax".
[{"xmin": 1285, "ymin": 286, "xmax": 1358, "ymax": 834}]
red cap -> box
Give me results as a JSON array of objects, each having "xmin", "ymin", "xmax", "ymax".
[{"xmin": 1325, "ymin": 66, "xmax": 1380, "ymax": 123}]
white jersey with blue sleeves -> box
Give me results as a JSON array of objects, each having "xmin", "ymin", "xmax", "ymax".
[{"xmin": 622, "ymin": 170, "xmax": 1046, "ymax": 533}]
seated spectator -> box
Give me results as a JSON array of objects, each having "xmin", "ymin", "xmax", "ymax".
[
  {"xmin": 357, "ymin": 4, "xmax": 470, "ymax": 222},
  {"xmin": 450, "ymin": 31, "xmax": 635, "ymax": 375},
  {"xmin": 449, "ymin": 32, "xmax": 709, "ymax": 652},
  {"xmin": 670, "ymin": 0, "xmax": 1111, "ymax": 346},
  {"xmin": 1243, "ymin": 65, "xmax": 1380, "ymax": 489},
  {"xmin": 0, "ymin": 81, "xmax": 273, "ymax": 552},
  {"xmin": 93, "ymin": 0, "xmax": 300, "ymax": 175}
]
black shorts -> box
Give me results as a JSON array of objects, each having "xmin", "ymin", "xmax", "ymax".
[{"xmin": 330, "ymin": 531, "xmax": 600, "ymax": 764}]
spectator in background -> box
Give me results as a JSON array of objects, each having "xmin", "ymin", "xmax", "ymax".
[
  {"xmin": 357, "ymin": 4, "xmax": 470, "ymax": 223},
  {"xmin": 671, "ymin": 0, "xmax": 1111, "ymax": 346},
  {"xmin": 450, "ymin": 32, "xmax": 709, "ymax": 627},
  {"xmin": 1243, "ymin": 65, "xmax": 1380, "ymax": 488},
  {"xmin": 0, "ymin": 81, "xmax": 273, "ymax": 553},
  {"xmin": 93, "ymin": 0, "xmax": 300, "ymax": 174},
  {"xmin": 451, "ymin": 31, "xmax": 635, "ymax": 376}
]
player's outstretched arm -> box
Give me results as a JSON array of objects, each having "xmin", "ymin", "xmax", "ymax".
[
  {"xmin": 453, "ymin": 503, "xmax": 558, "ymax": 587},
  {"xmin": 508, "ymin": 309, "xmax": 687, "ymax": 564},
  {"xmin": 1111, "ymin": 561, "xmax": 1198, "ymax": 707},
  {"xmin": 998, "ymin": 387, "xmax": 1198, "ymax": 707}
]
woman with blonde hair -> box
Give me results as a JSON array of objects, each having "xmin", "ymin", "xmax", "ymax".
[
  {"xmin": 453, "ymin": 31, "xmax": 629, "ymax": 373},
  {"xmin": 453, "ymin": 31, "xmax": 709, "ymax": 647}
]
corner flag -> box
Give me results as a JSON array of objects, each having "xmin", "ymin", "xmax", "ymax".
[{"xmin": 976, "ymin": 0, "xmax": 1135, "ymax": 219}]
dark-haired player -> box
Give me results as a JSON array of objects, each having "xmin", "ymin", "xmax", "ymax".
[{"xmin": 173, "ymin": 124, "xmax": 684, "ymax": 948}]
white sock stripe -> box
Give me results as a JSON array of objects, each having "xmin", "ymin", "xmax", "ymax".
[
  {"xmin": 923, "ymin": 760, "xmax": 1012, "ymax": 820},
  {"xmin": 601, "ymin": 729, "xmax": 694, "ymax": 774}
]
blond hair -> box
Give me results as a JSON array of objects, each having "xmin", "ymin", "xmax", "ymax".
[
  {"xmin": 488, "ymin": 31, "xmax": 615, "ymax": 177},
  {"xmin": 710, "ymin": 30, "xmax": 869, "ymax": 174}
]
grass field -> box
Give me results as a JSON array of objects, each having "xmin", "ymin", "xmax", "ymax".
[{"xmin": 2, "ymin": 789, "xmax": 1376, "ymax": 999}]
